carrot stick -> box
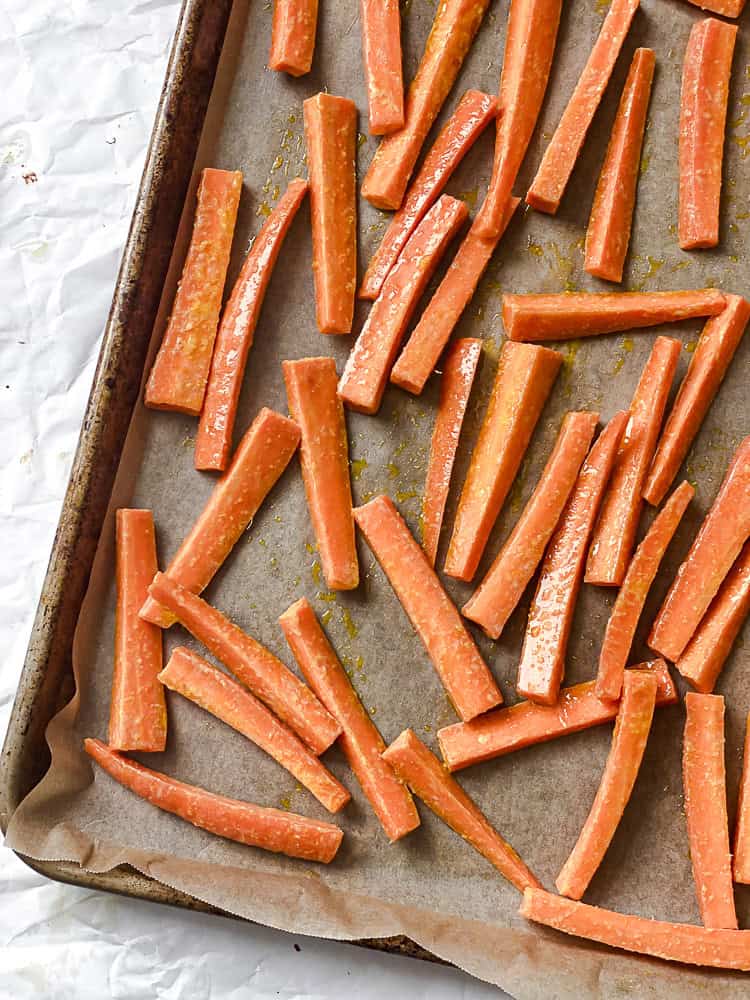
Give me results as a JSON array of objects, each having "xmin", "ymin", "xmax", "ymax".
[
  {"xmin": 339, "ymin": 195, "xmax": 468, "ymax": 415},
  {"xmin": 679, "ymin": 18, "xmax": 737, "ymax": 250},
  {"xmin": 596, "ymin": 481, "xmax": 694, "ymax": 702},
  {"xmin": 195, "ymin": 178, "xmax": 309, "ymax": 472},
  {"xmin": 382, "ymin": 729, "xmax": 541, "ymax": 891},
  {"xmin": 681, "ymin": 0, "xmax": 745, "ymax": 16},
  {"xmin": 158, "ymin": 647, "xmax": 349, "ymax": 813},
  {"xmin": 283, "ymin": 358, "xmax": 358, "ymax": 590},
  {"xmin": 516, "ymin": 412, "xmax": 628, "ymax": 705},
  {"xmin": 525, "ymin": 0, "xmax": 640, "ymax": 215},
  {"xmin": 353, "ymin": 496, "xmax": 502, "ymax": 721},
  {"xmin": 421, "ymin": 338, "xmax": 482, "ymax": 568},
  {"xmin": 444, "ymin": 341, "xmax": 563, "ymax": 582},
  {"xmin": 556, "ymin": 670, "xmax": 657, "ymax": 900},
  {"xmin": 145, "ymin": 169, "xmax": 243, "ymax": 415},
  {"xmin": 683, "ymin": 692, "xmax": 737, "ymax": 929},
  {"xmin": 279, "ymin": 598, "xmax": 420, "ymax": 841},
  {"xmin": 146, "ymin": 573, "xmax": 341, "ymax": 754},
  {"xmin": 304, "ymin": 93, "xmax": 357, "ymax": 335},
  {"xmin": 649, "ymin": 437, "xmax": 750, "ymax": 662},
  {"xmin": 360, "ymin": 90, "xmax": 498, "ymax": 300},
  {"xmin": 269, "ymin": 0, "xmax": 318, "ymax": 76},
  {"xmin": 108, "ymin": 510, "xmax": 166, "ymax": 752},
  {"xmin": 84, "ymin": 738, "xmax": 342, "ymax": 863},
  {"xmin": 644, "ymin": 295, "xmax": 750, "ymax": 507},
  {"xmin": 140, "ymin": 408, "xmax": 300, "ymax": 628},
  {"xmin": 361, "ymin": 0, "xmax": 490, "ymax": 210},
  {"xmin": 463, "ymin": 411, "xmax": 598, "ymax": 640},
  {"xmin": 360, "ymin": 0, "xmax": 404, "ymax": 135},
  {"xmin": 733, "ymin": 713, "xmax": 750, "ymax": 883},
  {"xmin": 584, "ymin": 48, "xmax": 655, "ymax": 283},
  {"xmin": 585, "ymin": 336, "xmax": 681, "ymax": 588}
]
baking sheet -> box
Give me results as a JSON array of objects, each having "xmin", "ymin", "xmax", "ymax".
[{"xmin": 6, "ymin": 0, "xmax": 750, "ymax": 994}]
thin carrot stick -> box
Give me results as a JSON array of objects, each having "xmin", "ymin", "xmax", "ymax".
[
  {"xmin": 360, "ymin": 0, "xmax": 404, "ymax": 135},
  {"xmin": 269, "ymin": 0, "xmax": 318, "ymax": 76},
  {"xmin": 681, "ymin": 0, "xmax": 745, "ymax": 16},
  {"xmin": 733, "ymin": 713, "xmax": 750, "ymax": 884}
]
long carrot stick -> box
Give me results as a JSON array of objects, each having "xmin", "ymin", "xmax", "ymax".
[
  {"xmin": 145, "ymin": 169, "xmax": 243, "ymax": 415},
  {"xmin": 194, "ymin": 178, "xmax": 309, "ymax": 472},
  {"xmin": 360, "ymin": 0, "xmax": 404, "ymax": 135},
  {"xmin": 279, "ymin": 598, "xmax": 420, "ymax": 841},
  {"xmin": 353, "ymin": 496, "xmax": 503, "ymax": 721},
  {"xmin": 733, "ymin": 713, "xmax": 750, "ymax": 884},
  {"xmin": 269, "ymin": 0, "xmax": 319, "ymax": 76},
  {"xmin": 84, "ymin": 738, "xmax": 343, "ymax": 863},
  {"xmin": 681, "ymin": 0, "xmax": 745, "ymax": 16}
]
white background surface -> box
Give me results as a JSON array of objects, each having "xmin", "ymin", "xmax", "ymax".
[{"xmin": 0, "ymin": 1, "xmax": 503, "ymax": 996}]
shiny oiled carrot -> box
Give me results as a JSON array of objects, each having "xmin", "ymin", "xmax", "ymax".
[
  {"xmin": 360, "ymin": 0, "xmax": 404, "ymax": 135},
  {"xmin": 733, "ymin": 713, "xmax": 750, "ymax": 884},
  {"xmin": 269, "ymin": 0, "xmax": 318, "ymax": 76}
]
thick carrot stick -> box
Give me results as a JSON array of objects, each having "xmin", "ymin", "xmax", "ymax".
[
  {"xmin": 304, "ymin": 93, "xmax": 357, "ymax": 335},
  {"xmin": 360, "ymin": 90, "xmax": 498, "ymax": 300},
  {"xmin": 444, "ymin": 341, "xmax": 563, "ymax": 582},
  {"xmin": 463, "ymin": 411, "xmax": 598, "ymax": 640},
  {"xmin": 145, "ymin": 169, "xmax": 243, "ymax": 415},
  {"xmin": 339, "ymin": 195, "xmax": 468, "ymax": 415},
  {"xmin": 733, "ymin": 713, "xmax": 750, "ymax": 883},
  {"xmin": 283, "ymin": 358, "xmax": 358, "ymax": 591},
  {"xmin": 644, "ymin": 295, "xmax": 750, "ymax": 507},
  {"xmin": 584, "ymin": 48, "xmax": 655, "ymax": 283},
  {"xmin": 353, "ymin": 496, "xmax": 502, "ymax": 721},
  {"xmin": 108, "ymin": 510, "xmax": 166, "ymax": 752},
  {"xmin": 361, "ymin": 0, "xmax": 490, "ymax": 210},
  {"xmin": 585, "ymin": 336, "xmax": 681, "ymax": 588},
  {"xmin": 650, "ymin": 437, "xmax": 750, "ymax": 662},
  {"xmin": 279, "ymin": 598, "xmax": 420, "ymax": 841},
  {"xmin": 682, "ymin": 0, "xmax": 745, "ymax": 16},
  {"xmin": 146, "ymin": 574, "xmax": 341, "ymax": 754},
  {"xmin": 679, "ymin": 18, "xmax": 737, "ymax": 250},
  {"xmin": 360, "ymin": 0, "xmax": 404, "ymax": 135},
  {"xmin": 382, "ymin": 729, "xmax": 541, "ymax": 891},
  {"xmin": 556, "ymin": 670, "xmax": 657, "ymax": 900},
  {"xmin": 269, "ymin": 0, "xmax": 318, "ymax": 76},
  {"xmin": 421, "ymin": 338, "xmax": 482, "ymax": 568},
  {"xmin": 84, "ymin": 738, "xmax": 342, "ymax": 863},
  {"xmin": 194, "ymin": 178, "xmax": 309, "ymax": 472},
  {"xmin": 140, "ymin": 408, "xmax": 300, "ymax": 628},
  {"xmin": 159, "ymin": 648, "xmax": 349, "ymax": 813},
  {"xmin": 683, "ymin": 693, "xmax": 737, "ymax": 929}
]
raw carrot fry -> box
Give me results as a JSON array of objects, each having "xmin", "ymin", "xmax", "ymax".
[
  {"xmin": 649, "ymin": 437, "xmax": 750, "ymax": 662},
  {"xmin": 683, "ymin": 692, "xmax": 737, "ymax": 929},
  {"xmin": 733, "ymin": 713, "xmax": 750, "ymax": 883},
  {"xmin": 269, "ymin": 0, "xmax": 318, "ymax": 76},
  {"xmin": 360, "ymin": 90, "xmax": 498, "ymax": 300},
  {"xmin": 444, "ymin": 341, "xmax": 562, "ymax": 582},
  {"xmin": 84, "ymin": 738, "xmax": 342, "ymax": 863},
  {"xmin": 585, "ymin": 336, "xmax": 681, "ymax": 588},
  {"xmin": 159, "ymin": 648, "xmax": 349, "ymax": 813},
  {"xmin": 146, "ymin": 573, "xmax": 341, "ymax": 754},
  {"xmin": 516, "ymin": 412, "xmax": 628, "ymax": 705},
  {"xmin": 463, "ymin": 411, "xmax": 598, "ymax": 640},
  {"xmin": 421, "ymin": 338, "xmax": 482, "ymax": 567},
  {"xmin": 283, "ymin": 358, "xmax": 358, "ymax": 590},
  {"xmin": 353, "ymin": 496, "xmax": 502, "ymax": 721},
  {"xmin": 339, "ymin": 195, "xmax": 468, "ymax": 415},
  {"xmin": 360, "ymin": 0, "xmax": 404, "ymax": 135},
  {"xmin": 108, "ymin": 509, "xmax": 166, "ymax": 752},
  {"xmin": 584, "ymin": 48, "xmax": 655, "ymax": 283},
  {"xmin": 195, "ymin": 178, "xmax": 309, "ymax": 472},
  {"xmin": 145, "ymin": 169, "xmax": 243, "ymax": 415},
  {"xmin": 140, "ymin": 408, "xmax": 300, "ymax": 628},
  {"xmin": 556, "ymin": 670, "xmax": 657, "ymax": 900},
  {"xmin": 679, "ymin": 18, "xmax": 737, "ymax": 250},
  {"xmin": 682, "ymin": 0, "xmax": 745, "ymax": 16},
  {"xmin": 304, "ymin": 93, "xmax": 357, "ymax": 335},
  {"xmin": 279, "ymin": 598, "xmax": 420, "ymax": 841},
  {"xmin": 596, "ymin": 481, "xmax": 694, "ymax": 702},
  {"xmin": 644, "ymin": 295, "xmax": 750, "ymax": 507},
  {"xmin": 382, "ymin": 729, "xmax": 541, "ymax": 891},
  {"xmin": 525, "ymin": 0, "xmax": 640, "ymax": 215},
  {"xmin": 361, "ymin": 0, "xmax": 490, "ymax": 210}
]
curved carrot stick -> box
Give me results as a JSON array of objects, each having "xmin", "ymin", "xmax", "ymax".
[
  {"xmin": 269, "ymin": 0, "xmax": 319, "ymax": 76},
  {"xmin": 360, "ymin": 0, "xmax": 404, "ymax": 135},
  {"xmin": 733, "ymin": 713, "xmax": 750, "ymax": 884}
]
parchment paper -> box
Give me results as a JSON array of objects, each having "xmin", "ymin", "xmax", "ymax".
[{"xmin": 7, "ymin": 0, "xmax": 750, "ymax": 994}]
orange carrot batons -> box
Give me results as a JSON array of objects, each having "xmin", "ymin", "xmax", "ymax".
[
  {"xmin": 360, "ymin": 0, "xmax": 404, "ymax": 135},
  {"xmin": 733, "ymin": 713, "xmax": 750, "ymax": 884},
  {"xmin": 682, "ymin": 0, "xmax": 746, "ymax": 16},
  {"xmin": 269, "ymin": 0, "xmax": 319, "ymax": 76}
]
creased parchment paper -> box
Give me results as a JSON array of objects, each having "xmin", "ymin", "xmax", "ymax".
[{"xmin": 7, "ymin": 0, "xmax": 750, "ymax": 994}]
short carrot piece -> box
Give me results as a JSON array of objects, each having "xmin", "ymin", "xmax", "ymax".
[
  {"xmin": 681, "ymin": 0, "xmax": 745, "ymax": 16},
  {"xmin": 683, "ymin": 693, "xmax": 737, "ymax": 929},
  {"xmin": 108, "ymin": 510, "xmax": 166, "ymax": 752},
  {"xmin": 463, "ymin": 411, "xmax": 598, "ymax": 640},
  {"xmin": 382, "ymin": 729, "xmax": 541, "ymax": 891},
  {"xmin": 269, "ymin": 0, "xmax": 318, "ymax": 76},
  {"xmin": 360, "ymin": 0, "xmax": 404, "ymax": 135},
  {"xmin": 283, "ymin": 358, "xmax": 358, "ymax": 591},
  {"xmin": 145, "ymin": 169, "xmax": 243, "ymax": 415},
  {"xmin": 279, "ymin": 598, "xmax": 420, "ymax": 841},
  {"xmin": 353, "ymin": 496, "xmax": 502, "ymax": 721},
  {"xmin": 195, "ymin": 178, "xmax": 309, "ymax": 472},
  {"xmin": 733, "ymin": 713, "xmax": 750, "ymax": 884},
  {"xmin": 84, "ymin": 738, "xmax": 342, "ymax": 863}
]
